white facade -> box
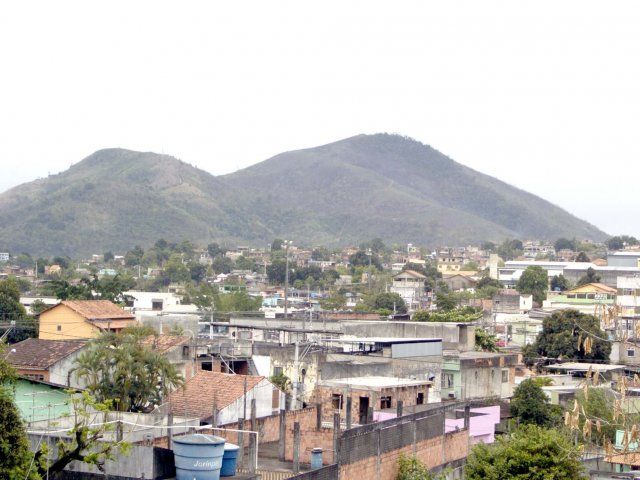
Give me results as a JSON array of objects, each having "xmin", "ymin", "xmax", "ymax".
[
  {"xmin": 217, "ymin": 378, "xmax": 285, "ymax": 426},
  {"xmin": 0, "ymin": 252, "xmax": 9, "ymax": 262}
]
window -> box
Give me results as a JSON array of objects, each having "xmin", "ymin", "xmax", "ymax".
[
  {"xmin": 272, "ymin": 389, "xmax": 280, "ymax": 409},
  {"xmin": 331, "ymin": 393, "xmax": 343, "ymax": 410},
  {"xmin": 238, "ymin": 329, "xmax": 252, "ymax": 340},
  {"xmin": 264, "ymin": 330, "xmax": 280, "ymax": 342},
  {"xmin": 442, "ymin": 373, "xmax": 454, "ymax": 389},
  {"xmin": 628, "ymin": 348, "xmax": 636, "ymax": 358},
  {"xmin": 416, "ymin": 392, "xmax": 424, "ymax": 405},
  {"xmin": 501, "ymin": 369, "xmax": 509, "ymax": 383},
  {"xmin": 182, "ymin": 345, "xmax": 190, "ymax": 358},
  {"xmin": 151, "ymin": 300, "xmax": 163, "ymax": 311},
  {"xmin": 273, "ymin": 366, "xmax": 283, "ymax": 377},
  {"xmin": 25, "ymin": 374, "xmax": 45, "ymax": 381},
  {"xmin": 380, "ymin": 396, "xmax": 392, "ymax": 409},
  {"xmin": 56, "ymin": 325, "xmax": 62, "ymax": 331}
]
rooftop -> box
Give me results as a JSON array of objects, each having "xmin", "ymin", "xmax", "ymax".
[
  {"xmin": 6, "ymin": 338, "xmax": 87, "ymax": 369},
  {"xmin": 43, "ymin": 300, "xmax": 136, "ymax": 320},
  {"xmin": 319, "ymin": 376, "xmax": 431, "ymax": 389},
  {"xmin": 543, "ymin": 362, "xmax": 625, "ymax": 372},
  {"xmin": 141, "ymin": 334, "xmax": 190, "ymax": 353},
  {"xmin": 168, "ymin": 371, "xmax": 266, "ymax": 420}
]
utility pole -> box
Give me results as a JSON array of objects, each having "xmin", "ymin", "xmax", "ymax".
[
  {"xmin": 292, "ymin": 340, "xmax": 300, "ymax": 410},
  {"xmin": 366, "ymin": 248, "xmax": 372, "ymax": 291},
  {"xmin": 283, "ymin": 240, "xmax": 292, "ymax": 319}
]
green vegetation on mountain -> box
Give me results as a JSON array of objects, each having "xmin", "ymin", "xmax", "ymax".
[{"xmin": 0, "ymin": 134, "xmax": 606, "ymax": 255}]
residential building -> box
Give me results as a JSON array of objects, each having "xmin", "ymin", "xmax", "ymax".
[
  {"xmin": 390, "ymin": 269, "xmax": 427, "ymax": 311},
  {"xmin": 38, "ymin": 300, "xmax": 137, "ymax": 340},
  {"xmin": 0, "ymin": 252, "xmax": 9, "ymax": 262},
  {"xmin": 442, "ymin": 273, "xmax": 477, "ymax": 292},
  {"xmin": 5, "ymin": 338, "xmax": 87, "ymax": 387},
  {"xmin": 543, "ymin": 283, "xmax": 616, "ymax": 315}
]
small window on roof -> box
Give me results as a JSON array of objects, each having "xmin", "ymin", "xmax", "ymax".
[{"xmin": 57, "ymin": 325, "xmax": 61, "ymax": 331}]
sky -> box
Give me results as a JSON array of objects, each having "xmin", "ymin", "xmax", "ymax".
[{"xmin": 1, "ymin": 1, "xmax": 639, "ymax": 237}]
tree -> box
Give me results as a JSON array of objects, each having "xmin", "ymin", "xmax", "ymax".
[
  {"xmin": 207, "ymin": 242, "xmax": 226, "ymax": 258},
  {"xmin": 35, "ymin": 391, "xmax": 131, "ymax": 478},
  {"xmin": 212, "ymin": 256, "xmax": 234, "ymax": 275},
  {"xmin": 189, "ymin": 263, "xmax": 207, "ymax": 282},
  {"xmin": 573, "ymin": 387, "xmax": 619, "ymax": 444},
  {"xmin": 0, "ymin": 345, "xmax": 40, "ymax": 479},
  {"xmin": 480, "ymin": 241, "xmax": 496, "ymax": 252},
  {"xmin": 576, "ymin": 267, "xmax": 601, "ymax": 287},
  {"xmin": 516, "ymin": 266, "xmax": 548, "ymax": 304},
  {"xmin": 75, "ymin": 326, "xmax": 183, "ymax": 412},
  {"xmin": 164, "ymin": 254, "xmax": 190, "ymax": 283},
  {"xmin": 124, "ymin": 245, "xmax": 144, "ymax": 266},
  {"xmin": 321, "ymin": 292, "xmax": 346, "ymax": 311},
  {"xmin": 496, "ymin": 239, "xmax": 523, "ymax": 261},
  {"xmin": 397, "ymin": 454, "xmax": 446, "ymax": 480},
  {"xmin": 103, "ymin": 251, "xmax": 115, "ymax": 263},
  {"xmin": 269, "ymin": 373, "xmax": 291, "ymax": 393},
  {"xmin": 435, "ymin": 291, "xmax": 458, "ymax": 311},
  {"xmin": 266, "ymin": 260, "xmax": 287, "ymax": 284},
  {"xmin": 0, "ymin": 277, "xmax": 27, "ymax": 322},
  {"xmin": 349, "ymin": 250, "xmax": 382, "ymax": 270},
  {"xmin": 510, "ymin": 379, "xmax": 560, "ymax": 427},
  {"xmin": 271, "ymin": 238, "xmax": 284, "ymax": 251},
  {"xmin": 30, "ymin": 299, "xmax": 49, "ymax": 315},
  {"xmin": 575, "ymin": 251, "xmax": 590, "ymax": 262},
  {"xmin": 606, "ymin": 235, "xmax": 639, "ymax": 251},
  {"xmin": 368, "ymin": 292, "xmax": 406, "ymax": 314},
  {"xmin": 464, "ymin": 424, "xmax": 587, "ymax": 480},
  {"xmin": 214, "ymin": 292, "xmax": 262, "ymax": 312},
  {"xmin": 524, "ymin": 309, "xmax": 611, "ymax": 364},
  {"xmin": 554, "ymin": 238, "xmax": 576, "ymax": 251},
  {"xmin": 550, "ymin": 274, "xmax": 569, "ymax": 292},
  {"xmin": 475, "ymin": 329, "xmax": 498, "ymax": 352},
  {"xmin": 235, "ymin": 255, "xmax": 257, "ymax": 272}
]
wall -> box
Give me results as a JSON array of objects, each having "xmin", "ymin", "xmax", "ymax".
[
  {"xmin": 50, "ymin": 349, "xmax": 87, "ymax": 388},
  {"xmin": 39, "ymin": 305, "xmax": 97, "ymax": 340},
  {"xmin": 284, "ymin": 406, "xmax": 336, "ymax": 464},
  {"xmin": 217, "ymin": 378, "xmax": 283, "ymax": 426},
  {"xmin": 340, "ymin": 321, "xmax": 475, "ymax": 352}
]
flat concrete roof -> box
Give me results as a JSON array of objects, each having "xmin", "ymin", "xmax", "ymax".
[
  {"xmin": 543, "ymin": 362, "xmax": 625, "ymax": 372},
  {"xmin": 333, "ymin": 337, "xmax": 442, "ymax": 344},
  {"xmin": 319, "ymin": 376, "xmax": 432, "ymax": 389}
]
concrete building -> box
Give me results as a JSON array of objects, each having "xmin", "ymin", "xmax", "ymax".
[
  {"xmin": 608, "ymin": 251, "xmax": 640, "ymax": 268},
  {"xmin": 441, "ymin": 350, "xmax": 519, "ymax": 401},
  {"xmin": 390, "ymin": 269, "xmax": 428, "ymax": 311}
]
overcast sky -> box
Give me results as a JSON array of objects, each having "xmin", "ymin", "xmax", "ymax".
[{"xmin": 1, "ymin": 1, "xmax": 638, "ymax": 237}]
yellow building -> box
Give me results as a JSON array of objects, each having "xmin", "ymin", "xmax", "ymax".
[{"xmin": 38, "ymin": 300, "xmax": 137, "ymax": 340}]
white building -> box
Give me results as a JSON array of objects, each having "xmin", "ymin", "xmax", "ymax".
[{"xmin": 390, "ymin": 270, "xmax": 427, "ymax": 312}]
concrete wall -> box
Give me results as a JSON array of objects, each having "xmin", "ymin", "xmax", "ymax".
[
  {"xmin": 340, "ymin": 321, "xmax": 475, "ymax": 352},
  {"xmin": 50, "ymin": 349, "xmax": 87, "ymax": 388}
]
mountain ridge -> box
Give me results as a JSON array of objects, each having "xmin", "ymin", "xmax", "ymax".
[{"xmin": 0, "ymin": 134, "xmax": 606, "ymax": 255}]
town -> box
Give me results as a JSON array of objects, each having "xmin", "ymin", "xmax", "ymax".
[{"xmin": 2, "ymin": 235, "xmax": 640, "ymax": 479}]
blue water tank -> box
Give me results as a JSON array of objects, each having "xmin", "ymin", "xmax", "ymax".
[
  {"xmin": 220, "ymin": 442, "xmax": 240, "ymax": 477},
  {"xmin": 173, "ymin": 434, "xmax": 226, "ymax": 480},
  {"xmin": 310, "ymin": 448, "xmax": 323, "ymax": 470}
]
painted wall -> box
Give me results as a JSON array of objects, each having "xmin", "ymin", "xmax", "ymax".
[
  {"xmin": 217, "ymin": 378, "xmax": 284, "ymax": 426},
  {"xmin": 39, "ymin": 304, "xmax": 98, "ymax": 340}
]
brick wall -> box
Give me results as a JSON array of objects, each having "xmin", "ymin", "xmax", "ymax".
[
  {"xmin": 339, "ymin": 430, "xmax": 468, "ymax": 480},
  {"xmin": 283, "ymin": 406, "xmax": 335, "ymax": 465}
]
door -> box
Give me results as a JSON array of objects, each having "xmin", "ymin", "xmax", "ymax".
[{"xmin": 358, "ymin": 396, "xmax": 369, "ymax": 424}]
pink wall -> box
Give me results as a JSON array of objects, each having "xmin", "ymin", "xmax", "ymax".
[{"xmin": 445, "ymin": 406, "xmax": 500, "ymax": 444}]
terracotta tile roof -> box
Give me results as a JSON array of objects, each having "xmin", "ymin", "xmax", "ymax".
[
  {"xmin": 60, "ymin": 300, "xmax": 135, "ymax": 320},
  {"xmin": 141, "ymin": 335, "xmax": 190, "ymax": 353},
  {"xmin": 6, "ymin": 338, "xmax": 87, "ymax": 370},
  {"xmin": 168, "ymin": 371, "xmax": 265, "ymax": 420}
]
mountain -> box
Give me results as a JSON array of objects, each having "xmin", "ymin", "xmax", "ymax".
[{"xmin": 0, "ymin": 134, "xmax": 606, "ymax": 255}]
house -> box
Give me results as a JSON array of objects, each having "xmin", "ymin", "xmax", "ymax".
[
  {"xmin": 0, "ymin": 252, "xmax": 9, "ymax": 262},
  {"xmin": 38, "ymin": 300, "xmax": 137, "ymax": 340},
  {"xmin": 5, "ymin": 338, "xmax": 87, "ymax": 387},
  {"xmin": 168, "ymin": 370, "xmax": 284, "ymax": 426},
  {"xmin": 544, "ymin": 283, "xmax": 616, "ymax": 315},
  {"xmin": 442, "ymin": 273, "xmax": 478, "ymax": 292},
  {"xmin": 390, "ymin": 269, "xmax": 427, "ymax": 311}
]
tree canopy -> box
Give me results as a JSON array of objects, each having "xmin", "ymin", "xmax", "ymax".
[
  {"xmin": 465, "ymin": 424, "xmax": 587, "ymax": 480},
  {"xmin": 576, "ymin": 267, "xmax": 601, "ymax": 287},
  {"xmin": 510, "ymin": 379, "xmax": 560, "ymax": 427},
  {"xmin": 75, "ymin": 326, "xmax": 184, "ymax": 412},
  {"xmin": 516, "ymin": 266, "xmax": 548, "ymax": 304},
  {"xmin": 523, "ymin": 309, "xmax": 611, "ymax": 364}
]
